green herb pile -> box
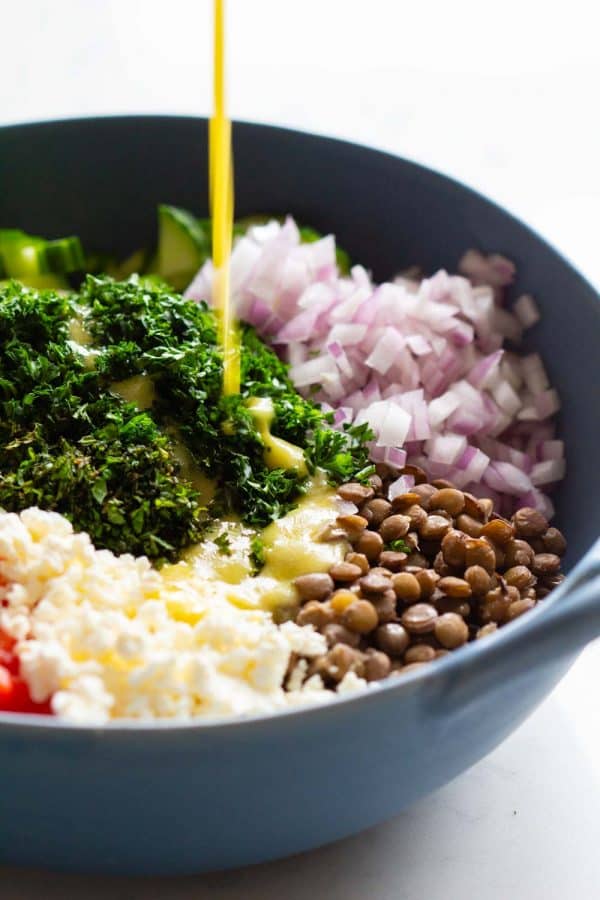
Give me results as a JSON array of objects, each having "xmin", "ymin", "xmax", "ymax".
[{"xmin": 0, "ymin": 276, "xmax": 372, "ymax": 560}]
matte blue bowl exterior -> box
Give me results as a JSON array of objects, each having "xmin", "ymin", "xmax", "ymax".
[{"xmin": 0, "ymin": 117, "xmax": 598, "ymax": 875}]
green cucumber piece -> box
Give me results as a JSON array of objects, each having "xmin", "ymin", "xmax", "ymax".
[
  {"xmin": 0, "ymin": 230, "xmax": 84, "ymax": 277},
  {"xmin": 0, "ymin": 230, "xmax": 45, "ymax": 276},
  {"xmin": 42, "ymin": 236, "xmax": 85, "ymax": 273},
  {"xmin": 155, "ymin": 205, "xmax": 211, "ymax": 290}
]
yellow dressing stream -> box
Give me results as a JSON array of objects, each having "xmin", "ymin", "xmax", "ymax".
[{"xmin": 211, "ymin": 0, "xmax": 240, "ymax": 396}]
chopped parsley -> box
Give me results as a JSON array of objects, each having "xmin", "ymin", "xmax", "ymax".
[
  {"xmin": 0, "ymin": 276, "xmax": 371, "ymax": 560},
  {"xmin": 388, "ymin": 538, "xmax": 411, "ymax": 553},
  {"xmin": 249, "ymin": 536, "xmax": 266, "ymax": 572},
  {"xmin": 213, "ymin": 532, "xmax": 232, "ymax": 556}
]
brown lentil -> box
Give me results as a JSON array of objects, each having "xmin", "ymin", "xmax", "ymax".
[
  {"xmin": 433, "ymin": 551, "xmax": 453, "ymax": 577},
  {"xmin": 291, "ymin": 474, "xmax": 566, "ymax": 693},
  {"xmin": 330, "ymin": 590, "xmax": 358, "ymax": 615},
  {"xmin": 429, "ymin": 487, "xmax": 466, "ymax": 516},
  {"xmin": 504, "ymin": 565, "xmax": 536, "ymax": 590},
  {"xmin": 481, "ymin": 517, "xmax": 514, "ymax": 545},
  {"xmin": 362, "ymin": 498, "xmax": 392, "ymax": 527},
  {"xmin": 420, "ymin": 515, "xmax": 452, "ymax": 540},
  {"xmin": 541, "ymin": 573, "xmax": 565, "ymax": 591},
  {"xmin": 542, "ymin": 527, "xmax": 567, "ymax": 556},
  {"xmin": 359, "ymin": 571, "xmax": 393, "ymax": 595},
  {"xmin": 296, "ymin": 601, "xmax": 334, "ymax": 628},
  {"xmin": 391, "ymin": 491, "xmax": 422, "ymax": 511},
  {"xmin": 504, "ymin": 539, "xmax": 535, "ymax": 568},
  {"xmin": 435, "ymin": 613, "xmax": 469, "ymax": 649},
  {"xmin": 464, "ymin": 565, "xmax": 491, "ymax": 595},
  {"xmin": 336, "ymin": 514, "xmax": 369, "ymax": 541},
  {"xmin": 294, "ymin": 572, "xmax": 335, "ymax": 603},
  {"xmin": 337, "ymin": 482, "xmax": 374, "ymax": 504},
  {"xmin": 507, "ymin": 597, "xmax": 536, "ymax": 620},
  {"xmin": 343, "ymin": 600, "xmax": 379, "ymax": 634},
  {"xmin": 441, "ymin": 529, "xmax": 467, "ymax": 567},
  {"xmin": 531, "ymin": 553, "xmax": 562, "ymax": 576},
  {"xmin": 480, "ymin": 587, "xmax": 511, "ymax": 624},
  {"xmin": 372, "ymin": 589, "xmax": 398, "ymax": 623},
  {"xmin": 322, "ymin": 623, "xmax": 361, "ymax": 649},
  {"xmin": 379, "ymin": 550, "xmax": 408, "ymax": 571},
  {"xmin": 414, "ymin": 568, "xmax": 440, "ymax": 599},
  {"xmin": 476, "ymin": 622, "xmax": 498, "ymax": 639},
  {"xmin": 392, "ymin": 572, "xmax": 422, "ymax": 603},
  {"xmin": 491, "ymin": 544, "xmax": 506, "ymax": 569},
  {"xmin": 401, "ymin": 505, "xmax": 427, "ymax": 531},
  {"xmin": 355, "ymin": 529, "xmax": 384, "ymax": 561},
  {"xmin": 369, "ymin": 474, "xmax": 383, "ymax": 493},
  {"xmin": 404, "ymin": 644, "xmax": 437, "ymax": 664},
  {"xmin": 463, "ymin": 493, "xmax": 486, "ymax": 520},
  {"xmin": 438, "ymin": 576, "xmax": 472, "ymax": 599},
  {"xmin": 375, "ymin": 622, "xmax": 410, "ymax": 657},
  {"xmin": 512, "ymin": 507, "xmax": 549, "ymax": 538},
  {"xmin": 434, "ymin": 595, "xmax": 471, "ymax": 618},
  {"xmin": 329, "ymin": 561, "xmax": 363, "ymax": 583},
  {"xmin": 379, "ymin": 514, "xmax": 411, "ymax": 542},
  {"xmin": 401, "ymin": 603, "xmax": 438, "ymax": 634},
  {"xmin": 323, "ymin": 644, "xmax": 364, "ymax": 682},
  {"xmin": 456, "ymin": 514, "xmax": 484, "ymax": 538},
  {"xmin": 478, "ymin": 498, "xmax": 494, "ymax": 520},
  {"xmin": 404, "ymin": 551, "xmax": 429, "ymax": 568},
  {"xmin": 400, "ymin": 662, "xmax": 429, "ymax": 674},
  {"xmin": 464, "ymin": 538, "xmax": 496, "ymax": 573},
  {"xmin": 363, "ymin": 649, "xmax": 392, "ymax": 681},
  {"xmin": 345, "ymin": 551, "xmax": 370, "ymax": 575}
]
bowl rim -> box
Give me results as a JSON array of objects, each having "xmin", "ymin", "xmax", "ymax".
[{"xmin": 0, "ymin": 113, "xmax": 598, "ymax": 736}]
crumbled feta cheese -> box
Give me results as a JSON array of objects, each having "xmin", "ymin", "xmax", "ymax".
[{"xmin": 0, "ymin": 508, "xmax": 364, "ymax": 724}]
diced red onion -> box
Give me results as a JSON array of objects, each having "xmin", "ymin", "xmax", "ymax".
[
  {"xmin": 388, "ymin": 474, "xmax": 416, "ymax": 500},
  {"xmin": 513, "ymin": 294, "xmax": 540, "ymax": 329},
  {"xmin": 530, "ymin": 458, "xmax": 566, "ymax": 486},
  {"xmin": 186, "ymin": 217, "xmax": 563, "ymax": 518}
]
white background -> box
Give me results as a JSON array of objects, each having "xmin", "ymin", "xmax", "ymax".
[{"xmin": 2, "ymin": 1, "xmax": 599, "ymax": 897}]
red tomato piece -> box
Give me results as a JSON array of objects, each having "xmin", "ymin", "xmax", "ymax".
[{"xmin": 0, "ymin": 665, "xmax": 52, "ymax": 715}]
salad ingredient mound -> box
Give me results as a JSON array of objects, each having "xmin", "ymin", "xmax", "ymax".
[
  {"xmin": 0, "ymin": 507, "xmax": 363, "ymax": 722},
  {"xmin": 187, "ymin": 218, "xmax": 564, "ymax": 519},
  {"xmin": 292, "ymin": 469, "xmax": 567, "ymax": 685},
  {"xmin": 0, "ymin": 277, "xmax": 371, "ymax": 559}
]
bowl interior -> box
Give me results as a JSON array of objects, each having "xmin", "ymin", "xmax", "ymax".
[{"xmin": 1, "ymin": 115, "xmax": 599, "ymax": 567}]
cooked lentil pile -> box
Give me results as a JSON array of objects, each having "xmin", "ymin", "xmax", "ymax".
[{"xmin": 291, "ymin": 465, "xmax": 567, "ymax": 685}]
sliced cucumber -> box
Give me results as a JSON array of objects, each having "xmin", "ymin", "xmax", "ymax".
[
  {"xmin": 42, "ymin": 236, "xmax": 84, "ymax": 273},
  {"xmin": 155, "ymin": 205, "xmax": 211, "ymax": 290},
  {"xmin": 0, "ymin": 230, "xmax": 45, "ymax": 277},
  {"xmin": 0, "ymin": 229, "xmax": 84, "ymax": 278}
]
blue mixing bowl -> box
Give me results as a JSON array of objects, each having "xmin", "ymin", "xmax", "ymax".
[{"xmin": 0, "ymin": 116, "xmax": 599, "ymax": 875}]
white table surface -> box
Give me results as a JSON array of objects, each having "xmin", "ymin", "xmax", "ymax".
[{"xmin": 1, "ymin": 2, "xmax": 599, "ymax": 897}]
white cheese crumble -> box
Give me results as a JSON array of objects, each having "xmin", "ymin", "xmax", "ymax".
[{"xmin": 0, "ymin": 508, "xmax": 366, "ymax": 723}]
